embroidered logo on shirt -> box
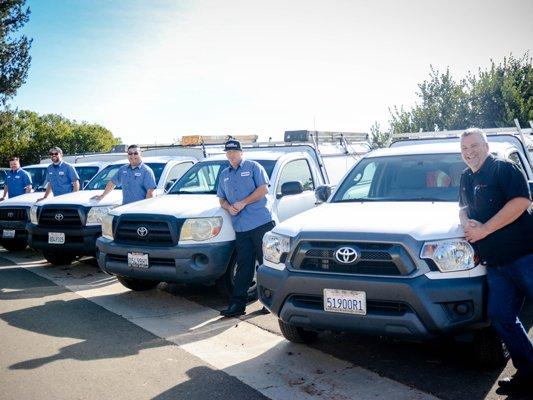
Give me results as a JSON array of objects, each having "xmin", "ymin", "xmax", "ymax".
[
  {"xmin": 15, "ymin": 176, "xmax": 20, "ymax": 179},
  {"xmin": 224, "ymin": 177, "xmax": 229, "ymax": 182},
  {"xmin": 240, "ymin": 171, "xmax": 251, "ymax": 177},
  {"xmin": 134, "ymin": 172, "xmax": 141, "ymax": 177},
  {"xmin": 59, "ymin": 171, "xmax": 65, "ymax": 176}
]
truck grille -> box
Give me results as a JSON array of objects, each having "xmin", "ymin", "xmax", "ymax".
[
  {"xmin": 0, "ymin": 207, "xmax": 28, "ymax": 221},
  {"xmin": 39, "ymin": 207, "xmax": 83, "ymax": 226},
  {"xmin": 291, "ymin": 241, "xmax": 416, "ymax": 276},
  {"xmin": 114, "ymin": 215, "xmax": 184, "ymax": 246}
]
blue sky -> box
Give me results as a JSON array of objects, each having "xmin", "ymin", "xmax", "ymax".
[{"xmin": 13, "ymin": 0, "xmax": 533, "ymax": 145}]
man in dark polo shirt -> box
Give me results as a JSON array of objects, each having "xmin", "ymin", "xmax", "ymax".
[
  {"xmin": 217, "ymin": 139, "xmax": 274, "ymax": 317},
  {"xmin": 459, "ymin": 128, "xmax": 533, "ymax": 394}
]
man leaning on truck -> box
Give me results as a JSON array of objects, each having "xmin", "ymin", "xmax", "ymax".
[
  {"xmin": 92, "ymin": 144, "xmax": 156, "ymax": 205},
  {"xmin": 0, "ymin": 156, "xmax": 32, "ymax": 200},
  {"xmin": 217, "ymin": 139, "xmax": 274, "ymax": 317},
  {"xmin": 37, "ymin": 147, "xmax": 80, "ymax": 201},
  {"xmin": 459, "ymin": 127, "xmax": 533, "ymax": 395}
]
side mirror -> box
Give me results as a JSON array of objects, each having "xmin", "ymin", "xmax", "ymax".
[
  {"xmin": 315, "ymin": 185, "xmax": 333, "ymax": 204},
  {"xmin": 279, "ymin": 181, "xmax": 304, "ymax": 198}
]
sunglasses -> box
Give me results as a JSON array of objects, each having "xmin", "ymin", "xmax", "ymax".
[
  {"xmin": 49, "ymin": 152, "xmax": 59, "ymax": 156},
  {"xmin": 128, "ymin": 151, "xmax": 139, "ymax": 156}
]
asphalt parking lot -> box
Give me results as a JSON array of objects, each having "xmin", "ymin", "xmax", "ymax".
[{"xmin": 1, "ymin": 249, "xmax": 531, "ymax": 400}]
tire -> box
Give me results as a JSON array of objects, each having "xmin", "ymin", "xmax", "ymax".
[
  {"xmin": 1, "ymin": 239, "xmax": 27, "ymax": 252},
  {"xmin": 215, "ymin": 254, "xmax": 258, "ymax": 301},
  {"xmin": 117, "ymin": 276, "xmax": 159, "ymax": 291},
  {"xmin": 43, "ymin": 252, "xmax": 75, "ymax": 266},
  {"xmin": 471, "ymin": 327, "xmax": 510, "ymax": 368},
  {"xmin": 278, "ymin": 319, "xmax": 319, "ymax": 344}
]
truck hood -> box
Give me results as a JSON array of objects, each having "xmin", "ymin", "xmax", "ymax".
[
  {"xmin": 274, "ymin": 201, "xmax": 464, "ymax": 241},
  {"xmin": 37, "ymin": 190, "xmax": 123, "ymax": 207},
  {"xmin": 0, "ymin": 192, "xmax": 46, "ymax": 207},
  {"xmin": 112, "ymin": 194, "xmax": 223, "ymax": 218}
]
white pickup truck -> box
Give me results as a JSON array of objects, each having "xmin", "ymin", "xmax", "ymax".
[
  {"xmin": 257, "ymin": 133, "xmax": 532, "ymax": 366},
  {"xmin": 0, "ymin": 162, "xmax": 105, "ymax": 252},
  {"xmin": 27, "ymin": 156, "xmax": 197, "ymax": 265},
  {"xmin": 96, "ymin": 144, "xmax": 352, "ymax": 294}
]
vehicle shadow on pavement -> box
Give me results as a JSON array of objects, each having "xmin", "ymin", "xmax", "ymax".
[{"xmin": 152, "ymin": 366, "xmax": 270, "ymax": 400}]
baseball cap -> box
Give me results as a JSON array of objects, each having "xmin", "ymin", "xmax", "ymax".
[{"xmin": 224, "ymin": 139, "xmax": 242, "ymax": 151}]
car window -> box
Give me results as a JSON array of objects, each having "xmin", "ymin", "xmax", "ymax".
[
  {"xmin": 23, "ymin": 167, "xmax": 48, "ymax": 190},
  {"xmin": 75, "ymin": 166, "xmax": 99, "ymax": 187},
  {"xmin": 164, "ymin": 161, "xmax": 195, "ymax": 191},
  {"xmin": 333, "ymin": 154, "xmax": 466, "ymax": 202},
  {"xmin": 509, "ymin": 151, "xmax": 527, "ymax": 177},
  {"xmin": 85, "ymin": 164, "xmax": 126, "ymax": 190},
  {"xmin": 276, "ymin": 159, "xmax": 315, "ymax": 194}
]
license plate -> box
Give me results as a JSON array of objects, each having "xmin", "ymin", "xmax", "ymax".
[
  {"xmin": 2, "ymin": 229, "xmax": 16, "ymax": 239},
  {"xmin": 323, "ymin": 288, "xmax": 366, "ymax": 315},
  {"xmin": 128, "ymin": 252, "xmax": 149, "ymax": 269},
  {"xmin": 48, "ymin": 232, "xmax": 65, "ymax": 244}
]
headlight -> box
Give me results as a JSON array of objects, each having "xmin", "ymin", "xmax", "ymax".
[
  {"xmin": 30, "ymin": 205, "xmax": 39, "ymax": 224},
  {"xmin": 87, "ymin": 206, "xmax": 117, "ymax": 225},
  {"xmin": 180, "ymin": 217, "xmax": 222, "ymax": 241},
  {"xmin": 101, "ymin": 213, "xmax": 115, "ymax": 240},
  {"xmin": 420, "ymin": 239, "xmax": 475, "ymax": 272},
  {"xmin": 263, "ymin": 232, "xmax": 291, "ymax": 264}
]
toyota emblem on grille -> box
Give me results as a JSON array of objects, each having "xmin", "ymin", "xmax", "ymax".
[
  {"xmin": 54, "ymin": 213, "xmax": 64, "ymax": 221},
  {"xmin": 335, "ymin": 247, "xmax": 358, "ymax": 264},
  {"xmin": 137, "ymin": 226, "xmax": 148, "ymax": 237},
  {"xmin": 7, "ymin": 212, "xmax": 14, "ymax": 218}
]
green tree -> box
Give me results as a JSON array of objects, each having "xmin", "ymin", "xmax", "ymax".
[
  {"xmin": 388, "ymin": 53, "xmax": 533, "ymax": 134},
  {"xmin": 369, "ymin": 121, "xmax": 391, "ymax": 148},
  {"xmin": 0, "ymin": 110, "xmax": 120, "ymax": 165},
  {"xmin": 0, "ymin": 0, "xmax": 32, "ymax": 106}
]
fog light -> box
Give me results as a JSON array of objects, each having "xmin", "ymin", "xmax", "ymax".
[
  {"xmin": 192, "ymin": 254, "xmax": 209, "ymax": 268},
  {"xmin": 454, "ymin": 303, "xmax": 470, "ymax": 315}
]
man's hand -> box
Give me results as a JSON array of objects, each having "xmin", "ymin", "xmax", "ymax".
[
  {"xmin": 91, "ymin": 194, "xmax": 103, "ymax": 201},
  {"xmin": 464, "ymin": 219, "xmax": 488, "ymax": 243},
  {"xmin": 0, "ymin": 197, "xmax": 4, "ymax": 202},
  {"xmin": 233, "ymin": 201, "xmax": 246, "ymax": 212},
  {"xmin": 36, "ymin": 197, "xmax": 46, "ymax": 202},
  {"xmin": 228, "ymin": 205, "xmax": 240, "ymax": 215}
]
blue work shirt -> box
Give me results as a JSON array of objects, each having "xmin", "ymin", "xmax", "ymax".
[
  {"xmin": 45, "ymin": 162, "xmax": 80, "ymax": 196},
  {"xmin": 217, "ymin": 159, "xmax": 272, "ymax": 232},
  {"xmin": 5, "ymin": 168, "xmax": 32, "ymax": 198},
  {"xmin": 112, "ymin": 162, "xmax": 157, "ymax": 205}
]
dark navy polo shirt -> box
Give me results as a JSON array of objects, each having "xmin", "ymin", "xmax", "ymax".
[
  {"xmin": 217, "ymin": 159, "xmax": 272, "ymax": 232},
  {"xmin": 6, "ymin": 168, "xmax": 32, "ymax": 198},
  {"xmin": 111, "ymin": 162, "xmax": 157, "ymax": 205},
  {"xmin": 45, "ymin": 162, "xmax": 80, "ymax": 196},
  {"xmin": 459, "ymin": 155, "xmax": 533, "ymax": 265}
]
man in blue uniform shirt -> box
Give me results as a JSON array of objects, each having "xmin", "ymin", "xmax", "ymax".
[
  {"xmin": 92, "ymin": 144, "xmax": 156, "ymax": 205},
  {"xmin": 37, "ymin": 147, "xmax": 80, "ymax": 201},
  {"xmin": 0, "ymin": 157, "xmax": 32, "ymax": 200},
  {"xmin": 459, "ymin": 128, "xmax": 533, "ymax": 395},
  {"xmin": 217, "ymin": 139, "xmax": 274, "ymax": 317}
]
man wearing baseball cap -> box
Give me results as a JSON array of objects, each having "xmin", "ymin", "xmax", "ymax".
[{"xmin": 217, "ymin": 139, "xmax": 274, "ymax": 317}]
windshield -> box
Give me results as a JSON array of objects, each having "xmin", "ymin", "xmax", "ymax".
[
  {"xmin": 169, "ymin": 160, "xmax": 275, "ymax": 194},
  {"xmin": 76, "ymin": 166, "xmax": 99, "ymax": 187},
  {"xmin": 84, "ymin": 162, "xmax": 166, "ymax": 190},
  {"xmin": 0, "ymin": 169, "xmax": 6, "ymax": 188},
  {"xmin": 23, "ymin": 167, "xmax": 48, "ymax": 190},
  {"xmin": 332, "ymin": 154, "xmax": 466, "ymax": 203}
]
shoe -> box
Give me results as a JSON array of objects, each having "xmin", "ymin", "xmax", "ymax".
[
  {"xmin": 497, "ymin": 374, "xmax": 532, "ymax": 394},
  {"xmin": 220, "ymin": 303, "xmax": 246, "ymax": 317}
]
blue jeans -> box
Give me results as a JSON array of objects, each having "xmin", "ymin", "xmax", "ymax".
[{"xmin": 486, "ymin": 253, "xmax": 533, "ymax": 377}]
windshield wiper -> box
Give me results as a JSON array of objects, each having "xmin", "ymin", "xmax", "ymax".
[
  {"xmin": 386, "ymin": 197, "xmax": 450, "ymax": 202},
  {"xmin": 334, "ymin": 198, "xmax": 383, "ymax": 203},
  {"xmin": 170, "ymin": 189, "xmax": 217, "ymax": 195}
]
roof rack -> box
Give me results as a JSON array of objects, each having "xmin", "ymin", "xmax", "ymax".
[
  {"xmin": 392, "ymin": 125, "xmax": 533, "ymax": 141},
  {"xmin": 284, "ymin": 130, "xmax": 368, "ymax": 143},
  {"xmin": 179, "ymin": 135, "xmax": 258, "ymax": 146}
]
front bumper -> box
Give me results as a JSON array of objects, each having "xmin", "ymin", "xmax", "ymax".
[
  {"xmin": 27, "ymin": 223, "xmax": 102, "ymax": 255},
  {"xmin": 0, "ymin": 220, "xmax": 28, "ymax": 242},
  {"xmin": 96, "ymin": 237, "xmax": 234, "ymax": 284},
  {"xmin": 257, "ymin": 265, "xmax": 488, "ymax": 340}
]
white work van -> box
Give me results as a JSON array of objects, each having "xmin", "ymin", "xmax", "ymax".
[
  {"xmin": 26, "ymin": 156, "xmax": 197, "ymax": 265},
  {"xmin": 95, "ymin": 144, "xmax": 359, "ymax": 294}
]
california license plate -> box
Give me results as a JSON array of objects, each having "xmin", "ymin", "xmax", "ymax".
[
  {"xmin": 2, "ymin": 229, "xmax": 16, "ymax": 239},
  {"xmin": 323, "ymin": 288, "xmax": 366, "ymax": 315},
  {"xmin": 48, "ymin": 232, "xmax": 65, "ymax": 244},
  {"xmin": 128, "ymin": 252, "xmax": 149, "ymax": 268}
]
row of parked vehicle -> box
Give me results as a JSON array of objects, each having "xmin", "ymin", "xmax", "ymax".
[{"xmin": 1, "ymin": 129, "xmax": 532, "ymax": 367}]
